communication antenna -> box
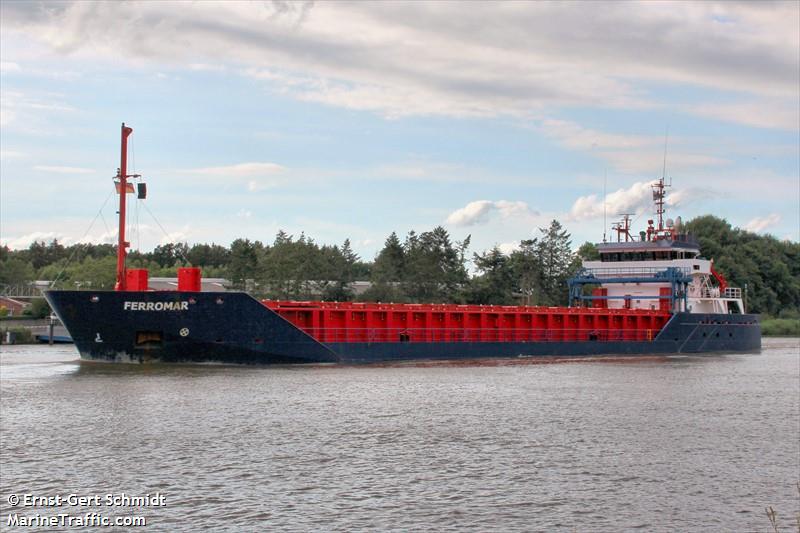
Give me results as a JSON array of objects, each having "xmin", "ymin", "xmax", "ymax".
[
  {"xmin": 602, "ymin": 168, "xmax": 607, "ymax": 243},
  {"xmin": 661, "ymin": 125, "xmax": 669, "ymax": 183},
  {"xmin": 653, "ymin": 126, "xmax": 672, "ymax": 232}
]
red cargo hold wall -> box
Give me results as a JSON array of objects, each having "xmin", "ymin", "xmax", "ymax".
[{"xmin": 262, "ymin": 300, "xmax": 670, "ymax": 345}]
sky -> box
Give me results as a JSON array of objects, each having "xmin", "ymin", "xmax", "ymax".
[{"xmin": 1, "ymin": 1, "xmax": 798, "ymax": 263}]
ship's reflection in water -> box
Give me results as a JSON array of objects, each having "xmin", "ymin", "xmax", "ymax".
[{"xmin": 1, "ymin": 340, "xmax": 798, "ymax": 532}]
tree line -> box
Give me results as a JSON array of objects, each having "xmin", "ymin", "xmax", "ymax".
[
  {"xmin": 682, "ymin": 216, "xmax": 800, "ymax": 318},
  {"xmin": 1, "ymin": 216, "xmax": 798, "ymax": 316}
]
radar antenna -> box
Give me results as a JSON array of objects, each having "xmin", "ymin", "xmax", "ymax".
[{"xmin": 612, "ymin": 213, "xmax": 634, "ymax": 242}]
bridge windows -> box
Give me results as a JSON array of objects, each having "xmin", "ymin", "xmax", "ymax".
[{"xmin": 600, "ymin": 250, "xmax": 686, "ymax": 262}]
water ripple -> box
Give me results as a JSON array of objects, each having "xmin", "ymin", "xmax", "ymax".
[{"xmin": 1, "ymin": 340, "xmax": 798, "ymax": 531}]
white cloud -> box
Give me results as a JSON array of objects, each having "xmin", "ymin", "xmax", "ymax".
[
  {"xmin": 181, "ymin": 162, "xmax": 285, "ymax": 177},
  {"xmin": 744, "ymin": 213, "xmax": 781, "ymax": 233},
  {"xmin": 0, "ymin": 90, "xmax": 77, "ymax": 130},
  {"xmin": 665, "ymin": 187, "xmax": 716, "ymax": 208},
  {"xmin": 446, "ymin": 201, "xmax": 494, "ymax": 226},
  {"xmin": 446, "ymin": 200, "xmax": 538, "ymax": 227},
  {"xmin": 75, "ymin": 228, "xmax": 118, "ymax": 245},
  {"xmin": 538, "ymin": 119, "xmax": 655, "ymax": 151},
  {"xmin": 569, "ymin": 179, "xmax": 723, "ymax": 222},
  {"xmin": 371, "ymin": 162, "xmax": 535, "ymax": 186},
  {"xmin": 189, "ymin": 63, "xmax": 226, "ymax": 72},
  {"xmin": 1, "ymin": 222, "xmax": 194, "ymax": 251},
  {"xmin": 2, "ymin": 231, "xmax": 62, "ymax": 249},
  {"xmin": 0, "ymin": 109, "xmax": 14, "ymax": 127},
  {"xmin": 0, "ymin": 149, "xmax": 26, "ymax": 159},
  {"xmin": 33, "ymin": 165, "xmax": 95, "ymax": 174},
  {"xmin": 687, "ymin": 99, "xmax": 799, "ymax": 131},
  {"xmin": 178, "ymin": 162, "xmax": 287, "ymax": 191},
  {"xmin": 246, "ymin": 180, "xmax": 274, "ymax": 192},
  {"xmin": 599, "ymin": 151, "xmax": 729, "ymax": 175},
  {"xmin": 535, "ymin": 118, "xmax": 733, "ymax": 174},
  {"xmin": 0, "ymin": 61, "xmax": 20, "ymax": 73},
  {"xmin": 2, "ymin": 2, "xmax": 796, "ymax": 124},
  {"xmin": 603, "ymin": 150, "xmax": 730, "ymax": 175},
  {"xmin": 569, "ymin": 181, "xmax": 653, "ymax": 221},
  {"xmin": 159, "ymin": 230, "xmax": 189, "ymax": 246},
  {"xmin": 496, "ymin": 242, "xmax": 520, "ymax": 255}
]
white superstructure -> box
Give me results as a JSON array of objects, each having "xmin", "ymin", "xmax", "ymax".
[{"xmin": 574, "ymin": 178, "xmax": 744, "ymax": 315}]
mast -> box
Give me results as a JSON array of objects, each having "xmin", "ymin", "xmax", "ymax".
[
  {"xmin": 653, "ymin": 127, "xmax": 671, "ymax": 233},
  {"xmin": 115, "ymin": 123, "xmax": 134, "ymax": 291},
  {"xmin": 651, "ymin": 176, "xmax": 671, "ymax": 234}
]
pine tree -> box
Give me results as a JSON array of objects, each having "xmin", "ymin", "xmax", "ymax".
[
  {"xmin": 509, "ymin": 238, "xmax": 543, "ymax": 305},
  {"xmin": 362, "ymin": 232, "xmax": 408, "ymax": 302},
  {"xmin": 469, "ymin": 246, "xmax": 515, "ymax": 304},
  {"xmin": 372, "ymin": 232, "xmax": 405, "ymax": 283},
  {"xmin": 536, "ymin": 220, "xmax": 574, "ymax": 305},
  {"xmin": 229, "ymin": 238, "xmax": 259, "ymax": 290}
]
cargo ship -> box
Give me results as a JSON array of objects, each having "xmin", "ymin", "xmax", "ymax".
[{"xmin": 45, "ymin": 124, "xmax": 761, "ymax": 364}]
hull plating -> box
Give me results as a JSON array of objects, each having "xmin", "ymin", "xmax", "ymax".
[{"xmin": 45, "ymin": 290, "xmax": 761, "ymax": 365}]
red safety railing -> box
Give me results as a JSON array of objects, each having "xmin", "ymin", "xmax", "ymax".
[
  {"xmin": 262, "ymin": 300, "xmax": 670, "ymax": 344},
  {"xmin": 291, "ymin": 327, "xmax": 662, "ymax": 344}
]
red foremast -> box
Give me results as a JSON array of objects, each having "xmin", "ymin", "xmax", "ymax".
[{"xmin": 115, "ymin": 123, "xmax": 134, "ymax": 291}]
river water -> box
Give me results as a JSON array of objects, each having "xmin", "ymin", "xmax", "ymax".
[{"xmin": 1, "ymin": 339, "xmax": 798, "ymax": 532}]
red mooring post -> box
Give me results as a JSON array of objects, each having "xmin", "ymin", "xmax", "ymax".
[{"xmin": 115, "ymin": 123, "xmax": 134, "ymax": 291}]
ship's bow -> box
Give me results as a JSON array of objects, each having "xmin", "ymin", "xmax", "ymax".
[{"xmin": 44, "ymin": 290, "xmax": 338, "ymax": 364}]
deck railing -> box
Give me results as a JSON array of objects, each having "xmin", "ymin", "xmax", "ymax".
[
  {"xmin": 300, "ymin": 327, "xmax": 661, "ymax": 344},
  {"xmin": 723, "ymin": 287, "xmax": 742, "ymax": 299},
  {"xmin": 695, "ymin": 287, "xmax": 742, "ymax": 299}
]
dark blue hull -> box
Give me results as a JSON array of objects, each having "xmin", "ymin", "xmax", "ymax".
[{"xmin": 45, "ymin": 290, "xmax": 761, "ymax": 364}]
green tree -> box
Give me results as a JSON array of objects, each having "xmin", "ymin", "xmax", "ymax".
[
  {"xmin": 403, "ymin": 226, "xmax": 469, "ymax": 302},
  {"xmin": 22, "ymin": 240, "xmax": 67, "ymax": 270},
  {"xmin": 576, "ymin": 241, "xmax": 599, "ymax": 261},
  {"xmin": 151, "ymin": 242, "xmax": 189, "ymax": 268},
  {"xmin": 508, "ymin": 239, "xmax": 543, "ymax": 306},
  {"xmin": 27, "ymin": 298, "xmax": 52, "ymax": 319},
  {"xmin": 536, "ymin": 220, "xmax": 575, "ymax": 305},
  {"xmin": 468, "ymin": 246, "xmax": 515, "ymax": 304},
  {"xmin": 229, "ymin": 238, "xmax": 260, "ymax": 290},
  {"xmin": 326, "ymin": 239, "xmax": 359, "ymax": 300},
  {"xmin": 362, "ymin": 232, "xmax": 407, "ymax": 302},
  {"xmin": 40, "ymin": 255, "xmax": 117, "ymax": 290},
  {"xmin": 187, "ymin": 243, "xmax": 230, "ymax": 269},
  {"xmin": 0, "ymin": 257, "xmax": 35, "ymax": 285},
  {"xmin": 684, "ymin": 215, "xmax": 800, "ymax": 315}
]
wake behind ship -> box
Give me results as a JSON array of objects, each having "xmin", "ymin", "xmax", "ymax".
[{"xmin": 45, "ymin": 124, "xmax": 761, "ymax": 364}]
